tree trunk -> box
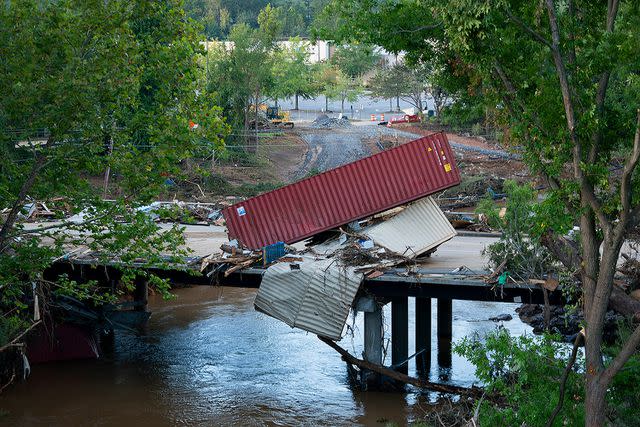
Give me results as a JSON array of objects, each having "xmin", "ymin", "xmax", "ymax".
[
  {"xmin": 294, "ymin": 93, "xmax": 299, "ymax": 110},
  {"xmin": 583, "ymin": 229, "xmax": 624, "ymax": 426},
  {"xmin": 389, "ymin": 98, "xmax": 392, "ymax": 112},
  {"xmin": 585, "ymin": 375, "xmax": 607, "ymax": 426},
  {"xmin": 341, "ymin": 97, "xmax": 345, "ymax": 114},
  {"xmin": 396, "ymin": 95, "xmax": 400, "ymax": 111},
  {"xmin": 253, "ymin": 90, "xmax": 260, "ymax": 153},
  {"xmin": 325, "ymin": 95, "xmax": 328, "ymax": 112},
  {"xmin": 540, "ymin": 230, "xmax": 640, "ymax": 319},
  {"xmin": 0, "ymin": 137, "xmax": 52, "ymax": 251},
  {"xmin": 243, "ymin": 105, "xmax": 250, "ymax": 148}
]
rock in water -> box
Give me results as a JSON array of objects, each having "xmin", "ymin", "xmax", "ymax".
[{"xmin": 489, "ymin": 313, "xmax": 513, "ymax": 322}]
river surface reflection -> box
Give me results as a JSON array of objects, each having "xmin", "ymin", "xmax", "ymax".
[{"xmin": 1, "ymin": 286, "xmax": 531, "ymax": 426}]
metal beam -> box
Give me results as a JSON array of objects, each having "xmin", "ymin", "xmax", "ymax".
[{"xmin": 49, "ymin": 261, "xmax": 564, "ymax": 305}]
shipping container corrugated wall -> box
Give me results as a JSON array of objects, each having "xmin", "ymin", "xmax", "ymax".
[{"xmin": 223, "ymin": 132, "xmax": 460, "ymax": 249}]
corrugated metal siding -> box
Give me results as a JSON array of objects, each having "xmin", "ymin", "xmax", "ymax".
[
  {"xmin": 223, "ymin": 132, "xmax": 460, "ymax": 249},
  {"xmin": 254, "ymin": 257, "xmax": 363, "ymax": 340},
  {"xmin": 362, "ymin": 196, "xmax": 456, "ymax": 257}
]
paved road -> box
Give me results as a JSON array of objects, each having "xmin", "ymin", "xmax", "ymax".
[{"xmin": 181, "ymin": 223, "xmax": 495, "ymax": 270}]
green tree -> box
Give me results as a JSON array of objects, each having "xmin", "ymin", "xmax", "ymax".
[
  {"xmin": 315, "ymin": 63, "xmax": 340, "ymax": 112},
  {"xmin": 184, "ymin": 0, "xmax": 332, "ymax": 39},
  {"xmin": 323, "ymin": 1, "xmax": 640, "ymax": 425},
  {"xmin": 271, "ymin": 38, "xmax": 319, "ymax": 109},
  {"xmin": 0, "ymin": 0, "xmax": 226, "ymax": 348},
  {"xmin": 207, "ymin": 5, "xmax": 281, "ymax": 140},
  {"xmin": 330, "ymin": 43, "xmax": 380, "ymax": 78},
  {"xmin": 333, "ymin": 70, "xmax": 363, "ymax": 114},
  {"xmin": 183, "ymin": 0, "xmax": 231, "ymax": 38},
  {"xmin": 369, "ymin": 63, "xmax": 429, "ymax": 112},
  {"xmin": 368, "ymin": 66, "xmax": 402, "ymax": 112},
  {"xmin": 317, "ymin": 65, "xmax": 362, "ymax": 113}
]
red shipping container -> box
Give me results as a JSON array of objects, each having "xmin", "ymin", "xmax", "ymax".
[{"xmin": 223, "ymin": 132, "xmax": 460, "ymax": 249}]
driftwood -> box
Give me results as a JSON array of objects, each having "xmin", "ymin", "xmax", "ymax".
[
  {"xmin": 224, "ymin": 257, "xmax": 260, "ymax": 277},
  {"xmin": 220, "ymin": 244, "xmax": 238, "ymax": 255},
  {"xmin": 610, "ymin": 287, "xmax": 640, "ymax": 321},
  {"xmin": 318, "ymin": 336, "xmax": 492, "ymax": 400}
]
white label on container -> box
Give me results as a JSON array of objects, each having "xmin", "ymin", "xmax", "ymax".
[{"xmin": 237, "ymin": 206, "xmax": 246, "ymax": 216}]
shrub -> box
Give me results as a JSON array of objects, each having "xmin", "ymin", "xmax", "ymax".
[
  {"xmin": 454, "ymin": 328, "xmax": 585, "ymax": 426},
  {"xmin": 477, "ymin": 180, "xmax": 555, "ymax": 280}
]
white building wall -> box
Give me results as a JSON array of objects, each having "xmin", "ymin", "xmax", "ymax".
[{"xmin": 201, "ymin": 39, "xmax": 400, "ymax": 66}]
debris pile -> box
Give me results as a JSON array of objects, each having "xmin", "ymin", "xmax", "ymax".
[
  {"xmin": 3, "ymin": 198, "xmax": 73, "ymax": 222},
  {"xmin": 202, "ymin": 195, "xmax": 457, "ymax": 339},
  {"xmin": 516, "ymin": 304, "xmax": 622, "ymax": 342},
  {"xmin": 136, "ymin": 201, "xmax": 228, "ymax": 225},
  {"xmin": 311, "ymin": 114, "xmax": 351, "ymax": 129},
  {"xmin": 214, "ymin": 133, "xmax": 463, "ymax": 339}
]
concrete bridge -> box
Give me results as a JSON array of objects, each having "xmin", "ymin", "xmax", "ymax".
[{"xmin": 45, "ymin": 229, "xmax": 563, "ymax": 383}]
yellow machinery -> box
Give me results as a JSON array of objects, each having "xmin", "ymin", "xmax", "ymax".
[
  {"xmin": 266, "ymin": 106, "xmax": 294, "ymax": 129},
  {"xmin": 247, "ymin": 104, "xmax": 294, "ymax": 129}
]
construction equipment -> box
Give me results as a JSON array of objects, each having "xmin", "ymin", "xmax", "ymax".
[
  {"xmin": 266, "ymin": 106, "xmax": 294, "ymax": 129},
  {"xmin": 247, "ymin": 104, "xmax": 294, "ymax": 130}
]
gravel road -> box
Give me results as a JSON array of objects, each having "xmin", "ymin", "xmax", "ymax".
[
  {"xmin": 293, "ymin": 122, "xmax": 516, "ymax": 180},
  {"xmin": 294, "ymin": 123, "xmax": 417, "ymax": 179},
  {"xmin": 294, "ymin": 126, "xmax": 371, "ymax": 179}
]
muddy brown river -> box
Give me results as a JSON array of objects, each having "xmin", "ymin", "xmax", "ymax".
[{"xmin": 1, "ymin": 286, "xmax": 531, "ymax": 426}]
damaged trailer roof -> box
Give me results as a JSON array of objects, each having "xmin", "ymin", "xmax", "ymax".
[
  {"xmin": 254, "ymin": 257, "xmax": 363, "ymax": 340},
  {"xmin": 223, "ymin": 132, "xmax": 460, "ymax": 249},
  {"xmin": 362, "ymin": 196, "xmax": 456, "ymax": 258}
]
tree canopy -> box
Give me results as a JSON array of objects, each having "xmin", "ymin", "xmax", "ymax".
[
  {"xmin": 270, "ymin": 38, "xmax": 320, "ymax": 109},
  {"xmin": 321, "ymin": 1, "xmax": 640, "ymax": 425},
  {"xmin": 184, "ymin": 0, "xmax": 332, "ymax": 39},
  {"xmin": 330, "ymin": 44, "xmax": 380, "ymax": 78},
  {"xmin": 0, "ymin": 0, "xmax": 226, "ymax": 347}
]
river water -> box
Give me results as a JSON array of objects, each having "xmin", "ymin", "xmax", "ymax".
[{"xmin": 1, "ymin": 286, "xmax": 531, "ymax": 426}]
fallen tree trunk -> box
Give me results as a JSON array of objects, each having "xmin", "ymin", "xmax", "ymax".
[
  {"xmin": 610, "ymin": 287, "xmax": 640, "ymax": 321},
  {"xmin": 318, "ymin": 335, "xmax": 493, "ymax": 401}
]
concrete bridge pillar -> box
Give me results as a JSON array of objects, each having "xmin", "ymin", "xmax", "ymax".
[
  {"xmin": 437, "ymin": 298, "xmax": 453, "ymax": 369},
  {"xmin": 415, "ymin": 297, "xmax": 431, "ymax": 376},
  {"xmin": 134, "ymin": 276, "xmax": 149, "ymax": 312},
  {"xmin": 391, "ymin": 296, "xmax": 408, "ymax": 374},
  {"xmin": 356, "ymin": 296, "xmax": 383, "ymax": 388}
]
